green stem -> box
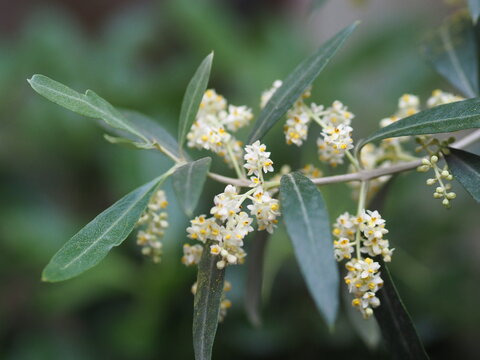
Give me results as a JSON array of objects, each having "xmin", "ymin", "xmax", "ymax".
[
  {"xmin": 355, "ymin": 181, "xmax": 368, "ymax": 259},
  {"xmin": 226, "ymin": 142, "xmax": 245, "ymax": 180}
]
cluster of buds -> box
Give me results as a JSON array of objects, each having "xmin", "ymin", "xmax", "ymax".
[
  {"xmin": 261, "ymin": 80, "xmax": 354, "ymax": 166},
  {"xmin": 191, "ymin": 280, "xmax": 233, "ymax": 321},
  {"xmin": 186, "ymin": 89, "xmax": 253, "ymax": 167},
  {"xmin": 183, "ymin": 142, "xmax": 280, "ymax": 270},
  {"xmin": 417, "ymin": 153, "xmax": 456, "ymax": 207},
  {"xmin": 136, "ymin": 189, "xmax": 169, "ymax": 263},
  {"xmin": 332, "ymin": 209, "xmax": 393, "ymax": 318}
]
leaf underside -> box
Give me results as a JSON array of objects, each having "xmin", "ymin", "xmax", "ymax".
[
  {"xmin": 42, "ymin": 175, "xmax": 168, "ymax": 282},
  {"xmin": 193, "ymin": 241, "xmax": 225, "ymax": 360},
  {"xmin": 178, "ymin": 53, "xmax": 214, "ymax": 150},
  {"xmin": 280, "ymin": 172, "xmax": 339, "ymax": 327},
  {"xmin": 172, "ymin": 157, "xmax": 212, "ymax": 217}
]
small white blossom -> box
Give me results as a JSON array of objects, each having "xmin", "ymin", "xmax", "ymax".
[
  {"xmin": 333, "ymin": 238, "xmax": 354, "ymax": 261},
  {"xmin": 210, "ymin": 185, "xmax": 240, "ymax": 221},
  {"xmin": 284, "ymin": 112, "xmax": 310, "ymax": 146},
  {"xmin": 244, "ymin": 141, "xmax": 274, "ymax": 177},
  {"xmin": 317, "ymin": 124, "xmax": 354, "ymax": 167},
  {"xmin": 221, "ymin": 105, "xmax": 253, "ymax": 132},
  {"xmin": 247, "ymin": 187, "xmax": 280, "ymax": 233},
  {"xmin": 181, "ymin": 244, "xmax": 203, "ymax": 266},
  {"xmin": 136, "ymin": 189, "xmax": 169, "ymax": 263},
  {"xmin": 427, "ymin": 89, "xmax": 464, "ymax": 108}
]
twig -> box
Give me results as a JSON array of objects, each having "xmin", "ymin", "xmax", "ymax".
[{"xmin": 207, "ymin": 129, "xmax": 480, "ymax": 188}]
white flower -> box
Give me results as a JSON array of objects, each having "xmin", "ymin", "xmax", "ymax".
[
  {"xmin": 317, "ymin": 124, "xmax": 354, "ymax": 167},
  {"xmin": 136, "ymin": 189, "xmax": 169, "ymax": 263},
  {"xmin": 247, "ymin": 187, "xmax": 280, "ymax": 233},
  {"xmin": 284, "ymin": 112, "xmax": 310, "ymax": 146},
  {"xmin": 210, "ymin": 185, "xmax": 240, "ymax": 221},
  {"xmin": 345, "ymin": 257, "xmax": 384, "ymax": 319},
  {"xmin": 333, "ymin": 238, "xmax": 354, "ymax": 261},
  {"xmin": 427, "ymin": 89, "xmax": 464, "ymax": 108},
  {"xmin": 332, "ymin": 212, "xmax": 356, "ymax": 240},
  {"xmin": 182, "ymin": 244, "xmax": 203, "ymax": 266},
  {"xmin": 244, "ymin": 141, "xmax": 274, "ymax": 177},
  {"xmin": 199, "ymin": 89, "xmax": 227, "ymax": 116},
  {"xmin": 186, "ymin": 215, "xmax": 216, "ymax": 243},
  {"xmin": 321, "ymin": 100, "xmax": 354, "ymax": 127},
  {"xmin": 222, "ymin": 105, "xmax": 253, "ymax": 132}
]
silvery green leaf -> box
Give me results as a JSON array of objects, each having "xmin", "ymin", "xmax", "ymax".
[
  {"xmin": 280, "ymin": 172, "xmax": 339, "ymax": 327},
  {"xmin": 193, "ymin": 241, "xmax": 225, "ymax": 360},
  {"xmin": 42, "ymin": 173, "xmax": 170, "ymax": 282},
  {"xmin": 178, "ymin": 53, "xmax": 213, "ymax": 150},
  {"xmin": 172, "ymin": 157, "xmax": 211, "ymax": 217}
]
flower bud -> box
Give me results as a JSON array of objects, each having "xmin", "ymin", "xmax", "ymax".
[
  {"xmin": 441, "ymin": 170, "xmax": 450, "ymax": 178},
  {"xmin": 422, "ymin": 158, "xmax": 431, "ymax": 166},
  {"xmin": 426, "ymin": 179, "xmax": 436, "ymax": 185},
  {"xmin": 447, "ymin": 192, "xmax": 456, "ymax": 199},
  {"xmin": 442, "ymin": 198, "xmax": 450, "ymax": 206},
  {"xmin": 430, "ymin": 155, "xmax": 439, "ymax": 163}
]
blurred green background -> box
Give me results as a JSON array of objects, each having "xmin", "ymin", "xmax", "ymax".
[{"xmin": 1, "ymin": 0, "xmax": 479, "ymax": 358}]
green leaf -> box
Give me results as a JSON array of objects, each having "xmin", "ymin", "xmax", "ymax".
[
  {"xmin": 42, "ymin": 174, "xmax": 170, "ymax": 282},
  {"xmin": 245, "ymin": 231, "xmax": 269, "ymax": 327},
  {"xmin": 178, "ymin": 53, "xmax": 213, "ymax": 150},
  {"xmin": 172, "ymin": 157, "xmax": 212, "ymax": 217},
  {"xmin": 247, "ymin": 22, "xmax": 358, "ymax": 144},
  {"xmin": 445, "ymin": 147, "xmax": 480, "ymax": 202},
  {"xmin": 28, "ymin": 74, "xmax": 149, "ymax": 144},
  {"xmin": 374, "ymin": 261, "xmax": 429, "ymax": 360},
  {"xmin": 280, "ymin": 172, "xmax": 339, "ymax": 327},
  {"xmin": 421, "ymin": 12, "xmax": 478, "ymax": 97},
  {"xmin": 193, "ymin": 241, "xmax": 225, "ymax": 360},
  {"xmin": 28, "ymin": 74, "xmax": 184, "ymax": 161},
  {"xmin": 468, "ymin": 0, "xmax": 480, "ymax": 24},
  {"xmin": 113, "ymin": 110, "xmax": 184, "ymax": 161},
  {"xmin": 360, "ymin": 98, "xmax": 480, "ymax": 148}
]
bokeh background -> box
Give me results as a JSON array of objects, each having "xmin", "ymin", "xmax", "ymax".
[{"xmin": 1, "ymin": 0, "xmax": 479, "ymax": 359}]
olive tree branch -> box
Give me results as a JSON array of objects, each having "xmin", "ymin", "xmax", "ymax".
[{"xmin": 207, "ymin": 129, "xmax": 480, "ymax": 188}]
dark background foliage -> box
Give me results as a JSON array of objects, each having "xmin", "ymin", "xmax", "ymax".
[{"xmin": 1, "ymin": 0, "xmax": 479, "ymax": 358}]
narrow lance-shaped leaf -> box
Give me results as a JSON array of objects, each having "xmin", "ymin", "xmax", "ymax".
[
  {"xmin": 245, "ymin": 231, "xmax": 269, "ymax": 327},
  {"xmin": 445, "ymin": 147, "xmax": 480, "ymax": 202},
  {"xmin": 172, "ymin": 157, "xmax": 212, "ymax": 217},
  {"xmin": 193, "ymin": 241, "xmax": 225, "ymax": 360},
  {"xmin": 247, "ymin": 22, "xmax": 358, "ymax": 144},
  {"xmin": 468, "ymin": 0, "xmax": 480, "ymax": 24},
  {"xmin": 178, "ymin": 53, "xmax": 213, "ymax": 150},
  {"xmin": 280, "ymin": 172, "xmax": 339, "ymax": 327},
  {"xmin": 421, "ymin": 12, "xmax": 478, "ymax": 97},
  {"xmin": 374, "ymin": 261, "xmax": 429, "ymax": 360},
  {"xmin": 42, "ymin": 173, "xmax": 171, "ymax": 282},
  {"xmin": 28, "ymin": 75, "xmax": 184, "ymax": 160},
  {"xmin": 28, "ymin": 74, "xmax": 148, "ymax": 143},
  {"xmin": 360, "ymin": 98, "xmax": 480, "ymax": 149}
]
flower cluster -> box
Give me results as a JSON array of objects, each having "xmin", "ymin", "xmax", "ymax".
[
  {"xmin": 261, "ymin": 81, "xmax": 355, "ymax": 166},
  {"xmin": 187, "ymin": 89, "xmax": 253, "ymax": 167},
  {"xmin": 136, "ymin": 189, "xmax": 169, "ymax": 263},
  {"xmin": 184, "ymin": 142, "xmax": 280, "ymax": 270},
  {"xmin": 332, "ymin": 209, "xmax": 393, "ymax": 318},
  {"xmin": 345, "ymin": 258, "xmax": 383, "ymax": 319}
]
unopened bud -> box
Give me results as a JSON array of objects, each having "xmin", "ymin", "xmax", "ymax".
[
  {"xmin": 426, "ymin": 179, "xmax": 436, "ymax": 185},
  {"xmin": 447, "ymin": 192, "xmax": 456, "ymax": 199},
  {"xmin": 442, "ymin": 198, "xmax": 450, "ymax": 207},
  {"xmin": 430, "ymin": 155, "xmax": 439, "ymax": 163},
  {"xmin": 441, "ymin": 170, "xmax": 450, "ymax": 177},
  {"xmin": 433, "ymin": 192, "xmax": 442, "ymax": 199},
  {"xmin": 422, "ymin": 158, "xmax": 431, "ymax": 166},
  {"xmin": 436, "ymin": 187, "xmax": 444, "ymax": 193}
]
